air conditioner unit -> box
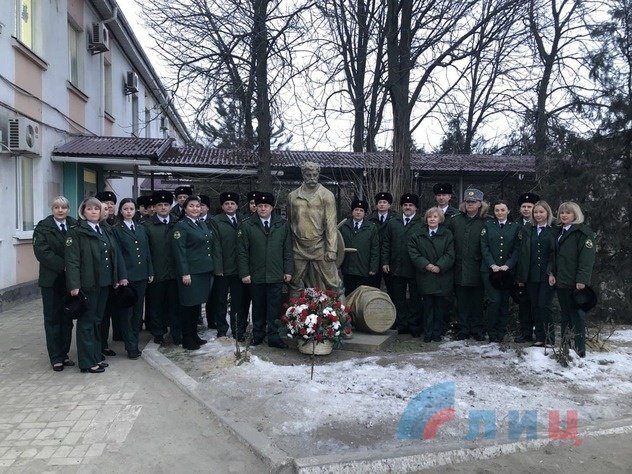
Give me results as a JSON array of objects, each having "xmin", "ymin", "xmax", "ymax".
[
  {"xmin": 124, "ymin": 71, "xmax": 139, "ymax": 94},
  {"xmin": 159, "ymin": 116, "xmax": 168, "ymax": 131},
  {"xmin": 89, "ymin": 22, "xmax": 110, "ymax": 54},
  {"xmin": 8, "ymin": 117, "xmax": 41, "ymax": 155}
]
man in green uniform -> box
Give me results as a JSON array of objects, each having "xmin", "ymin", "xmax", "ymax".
[
  {"xmin": 171, "ymin": 185, "xmax": 192, "ymax": 219},
  {"xmin": 433, "ymin": 183, "xmax": 459, "ymax": 219},
  {"xmin": 145, "ymin": 191, "xmax": 181, "ymax": 345},
  {"xmin": 238, "ymin": 192, "xmax": 293, "ymax": 348},
  {"xmin": 339, "ymin": 199, "xmax": 380, "ymax": 296},
  {"xmin": 447, "ymin": 188, "xmax": 488, "ymax": 340},
  {"xmin": 381, "ymin": 193, "xmax": 423, "ymax": 336},
  {"xmin": 368, "ymin": 192, "xmax": 397, "ymax": 294}
]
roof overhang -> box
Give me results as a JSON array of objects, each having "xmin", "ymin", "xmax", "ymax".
[{"xmin": 51, "ymin": 155, "xmax": 152, "ymax": 166}]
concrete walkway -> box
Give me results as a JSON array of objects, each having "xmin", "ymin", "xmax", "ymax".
[{"xmin": 0, "ymin": 298, "xmax": 265, "ymax": 472}]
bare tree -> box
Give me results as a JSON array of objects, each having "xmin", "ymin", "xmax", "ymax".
[{"xmin": 140, "ymin": 0, "xmax": 313, "ymax": 190}]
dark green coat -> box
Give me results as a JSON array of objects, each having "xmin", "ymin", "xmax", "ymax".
[
  {"xmin": 144, "ymin": 215, "xmax": 176, "ymax": 282},
  {"xmin": 212, "ymin": 213, "xmax": 241, "ymax": 276},
  {"xmin": 237, "ymin": 214, "xmax": 294, "ymax": 284},
  {"xmin": 368, "ymin": 210, "xmax": 398, "ymax": 244},
  {"xmin": 65, "ymin": 220, "xmax": 126, "ymax": 291},
  {"xmin": 516, "ymin": 223, "xmax": 555, "ymax": 283},
  {"xmin": 408, "ymin": 226, "xmax": 455, "ymax": 295},
  {"xmin": 381, "ymin": 214, "xmax": 423, "ymax": 278},
  {"xmin": 340, "ymin": 218, "xmax": 380, "ymax": 277},
  {"xmin": 112, "ymin": 222, "xmax": 154, "ymax": 282},
  {"xmin": 33, "ymin": 215, "xmax": 78, "ymax": 287},
  {"xmin": 443, "ymin": 205, "xmax": 460, "ymax": 219},
  {"xmin": 552, "ymin": 224, "xmax": 596, "ymax": 288},
  {"xmin": 170, "ymin": 204, "xmax": 183, "ymax": 220},
  {"xmin": 172, "ymin": 218, "xmax": 222, "ymax": 277},
  {"xmin": 480, "ymin": 219, "xmax": 520, "ymax": 272},
  {"xmin": 447, "ymin": 213, "xmax": 486, "ymax": 286}
]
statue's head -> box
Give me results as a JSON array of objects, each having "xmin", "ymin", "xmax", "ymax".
[{"xmin": 301, "ymin": 161, "xmax": 320, "ymax": 187}]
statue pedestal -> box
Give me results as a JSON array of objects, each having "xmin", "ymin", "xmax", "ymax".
[{"xmin": 339, "ymin": 330, "xmax": 397, "ymax": 353}]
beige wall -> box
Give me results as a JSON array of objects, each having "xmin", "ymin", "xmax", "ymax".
[
  {"xmin": 14, "ymin": 53, "xmax": 43, "ymax": 120},
  {"xmin": 15, "ymin": 243, "xmax": 38, "ymax": 284}
]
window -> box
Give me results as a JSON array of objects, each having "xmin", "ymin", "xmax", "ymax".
[
  {"xmin": 16, "ymin": 156, "xmax": 34, "ymax": 231},
  {"xmin": 131, "ymin": 95, "xmax": 139, "ymax": 136},
  {"xmin": 83, "ymin": 168, "xmax": 97, "ymax": 198},
  {"xmin": 104, "ymin": 60, "xmax": 112, "ymax": 114},
  {"xmin": 68, "ymin": 22, "xmax": 82, "ymax": 87},
  {"xmin": 16, "ymin": 0, "xmax": 35, "ymax": 49}
]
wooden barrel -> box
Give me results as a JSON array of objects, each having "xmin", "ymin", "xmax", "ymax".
[{"xmin": 346, "ymin": 285, "xmax": 396, "ymax": 334}]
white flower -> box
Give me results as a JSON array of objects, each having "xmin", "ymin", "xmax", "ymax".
[{"xmin": 333, "ymin": 321, "xmax": 340, "ymax": 330}]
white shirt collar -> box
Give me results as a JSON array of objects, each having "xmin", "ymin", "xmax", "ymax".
[
  {"xmin": 157, "ymin": 215, "xmax": 170, "ymax": 223},
  {"xmin": 563, "ymin": 224, "xmax": 571, "ymax": 231},
  {"xmin": 260, "ymin": 217, "xmax": 271, "ymax": 225},
  {"xmin": 498, "ymin": 219, "xmax": 508, "ymax": 225},
  {"xmin": 439, "ymin": 205, "xmax": 449, "ymax": 213},
  {"xmin": 378, "ymin": 211, "xmax": 388, "ymax": 218},
  {"xmin": 54, "ymin": 219, "xmax": 67, "ymax": 230},
  {"xmin": 87, "ymin": 221, "xmax": 99, "ymax": 231},
  {"xmin": 124, "ymin": 220, "xmax": 134, "ymax": 230},
  {"xmin": 429, "ymin": 227, "xmax": 438, "ymax": 235},
  {"xmin": 353, "ymin": 219, "xmax": 363, "ymax": 227},
  {"xmin": 187, "ymin": 216, "xmax": 198, "ymax": 224},
  {"xmin": 403, "ymin": 213, "xmax": 415, "ymax": 221}
]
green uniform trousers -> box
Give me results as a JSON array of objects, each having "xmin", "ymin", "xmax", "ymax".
[
  {"xmin": 557, "ymin": 287, "xmax": 586, "ymax": 355},
  {"xmin": 482, "ymin": 274, "xmax": 511, "ymax": 341},
  {"xmin": 77, "ymin": 286, "xmax": 109, "ymax": 369},
  {"xmin": 119, "ymin": 279, "xmax": 147, "ymax": 354},
  {"xmin": 455, "ymin": 285, "xmax": 484, "ymax": 339},
  {"xmin": 41, "ymin": 287, "xmax": 73, "ymax": 365},
  {"xmin": 527, "ymin": 282, "xmax": 555, "ymax": 344}
]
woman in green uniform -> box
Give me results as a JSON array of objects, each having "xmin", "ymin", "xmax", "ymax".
[
  {"xmin": 409, "ymin": 207, "xmax": 455, "ymax": 342},
  {"xmin": 33, "ymin": 196, "xmax": 78, "ymax": 371},
  {"xmin": 113, "ymin": 198, "xmax": 154, "ymax": 359},
  {"xmin": 172, "ymin": 196, "xmax": 222, "ymax": 350},
  {"xmin": 551, "ymin": 202, "xmax": 596, "ymax": 357},
  {"xmin": 480, "ymin": 200, "xmax": 520, "ymax": 342},
  {"xmin": 65, "ymin": 197, "xmax": 127, "ymax": 373},
  {"xmin": 516, "ymin": 201, "xmax": 556, "ymax": 346}
]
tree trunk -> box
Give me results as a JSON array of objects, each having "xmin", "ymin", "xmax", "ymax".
[{"xmin": 253, "ymin": 0, "xmax": 272, "ymax": 190}]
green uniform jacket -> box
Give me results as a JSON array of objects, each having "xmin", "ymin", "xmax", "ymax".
[
  {"xmin": 172, "ymin": 218, "xmax": 222, "ymax": 276},
  {"xmin": 340, "ymin": 218, "xmax": 380, "ymax": 277},
  {"xmin": 237, "ymin": 214, "xmax": 294, "ymax": 284},
  {"xmin": 112, "ymin": 222, "xmax": 154, "ymax": 281},
  {"xmin": 408, "ymin": 226, "xmax": 455, "ymax": 295},
  {"xmin": 381, "ymin": 214, "xmax": 423, "ymax": 278},
  {"xmin": 144, "ymin": 215, "xmax": 176, "ymax": 282},
  {"xmin": 447, "ymin": 213, "xmax": 486, "ymax": 286},
  {"xmin": 65, "ymin": 220, "xmax": 126, "ymax": 291},
  {"xmin": 552, "ymin": 224, "xmax": 596, "ymax": 288},
  {"xmin": 33, "ymin": 215, "xmax": 78, "ymax": 287},
  {"xmin": 516, "ymin": 223, "xmax": 555, "ymax": 283},
  {"xmin": 368, "ymin": 210, "xmax": 398, "ymax": 245},
  {"xmin": 170, "ymin": 204, "xmax": 183, "ymax": 220},
  {"xmin": 480, "ymin": 219, "xmax": 520, "ymax": 272},
  {"xmin": 444, "ymin": 205, "xmax": 460, "ymax": 219},
  {"xmin": 212, "ymin": 213, "xmax": 241, "ymax": 276}
]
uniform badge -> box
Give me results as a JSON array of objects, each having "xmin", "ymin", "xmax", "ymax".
[
  {"xmin": 585, "ymin": 239, "xmax": 594, "ymax": 249},
  {"xmin": 65, "ymin": 237, "xmax": 73, "ymax": 246},
  {"xmin": 237, "ymin": 230, "xmax": 242, "ymax": 237},
  {"xmin": 173, "ymin": 231, "xmax": 181, "ymax": 240},
  {"xmin": 480, "ymin": 228, "xmax": 487, "ymax": 236}
]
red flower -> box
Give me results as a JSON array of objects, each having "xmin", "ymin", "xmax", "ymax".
[
  {"xmin": 344, "ymin": 327, "xmax": 352, "ymax": 335},
  {"xmin": 299, "ymin": 328, "xmax": 307, "ymax": 336}
]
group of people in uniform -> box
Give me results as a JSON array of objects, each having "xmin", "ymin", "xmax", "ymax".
[
  {"xmin": 33, "ymin": 178, "xmax": 596, "ymax": 373},
  {"xmin": 342, "ymin": 184, "xmax": 596, "ymax": 356}
]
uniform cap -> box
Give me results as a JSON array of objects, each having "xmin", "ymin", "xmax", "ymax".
[
  {"xmin": 220, "ymin": 192, "xmax": 240, "ymax": 205},
  {"xmin": 198, "ymin": 194, "xmax": 211, "ymax": 208},
  {"xmin": 152, "ymin": 191, "xmax": 173, "ymax": 205},
  {"xmin": 517, "ymin": 192, "xmax": 540, "ymax": 205},
  {"xmin": 351, "ymin": 198, "xmax": 368, "ymax": 212},
  {"xmin": 464, "ymin": 188, "xmax": 484, "ymax": 202},
  {"xmin": 174, "ymin": 186, "xmax": 193, "ymax": 196},
  {"xmin": 400, "ymin": 193, "xmax": 420, "ymax": 207},
  {"xmin": 247, "ymin": 191, "xmax": 259, "ymax": 202},
  {"xmin": 375, "ymin": 192, "xmax": 393, "ymax": 204},
  {"xmin": 433, "ymin": 183, "xmax": 453, "ymax": 195},
  {"xmin": 254, "ymin": 192, "xmax": 275, "ymax": 206},
  {"xmin": 95, "ymin": 191, "xmax": 117, "ymax": 204}
]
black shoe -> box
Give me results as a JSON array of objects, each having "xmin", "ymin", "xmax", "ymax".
[
  {"xmin": 63, "ymin": 359, "xmax": 76, "ymax": 367},
  {"xmin": 127, "ymin": 351, "xmax": 141, "ymax": 360},
  {"xmin": 397, "ymin": 328, "xmax": 411, "ymax": 335},
  {"xmin": 455, "ymin": 333, "xmax": 469, "ymax": 341},
  {"xmin": 251, "ymin": 338, "xmax": 265, "ymax": 346},
  {"xmin": 172, "ymin": 335, "xmax": 182, "ymax": 345},
  {"xmin": 423, "ymin": 337, "xmax": 432, "ymax": 343},
  {"xmin": 432, "ymin": 336, "xmax": 442, "ymax": 342},
  {"xmin": 81, "ymin": 366, "xmax": 105, "ymax": 373},
  {"xmin": 153, "ymin": 336, "xmax": 164, "ymax": 344},
  {"xmin": 216, "ymin": 332, "xmax": 227, "ymax": 338},
  {"xmin": 472, "ymin": 334, "xmax": 485, "ymax": 341},
  {"xmin": 410, "ymin": 330, "xmax": 422, "ymax": 338},
  {"xmin": 182, "ymin": 337, "xmax": 200, "ymax": 350},
  {"xmin": 208, "ymin": 322, "xmax": 217, "ymax": 330},
  {"xmin": 52, "ymin": 363, "xmax": 64, "ymax": 372},
  {"xmin": 98, "ymin": 362, "xmax": 109, "ymax": 368},
  {"xmin": 268, "ymin": 339, "xmax": 288, "ymax": 349},
  {"xmin": 193, "ymin": 335, "xmax": 208, "ymax": 345},
  {"xmin": 102, "ymin": 349, "xmax": 116, "ymax": 357}
]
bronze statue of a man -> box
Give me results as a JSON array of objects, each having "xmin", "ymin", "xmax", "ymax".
[{"xmin": 287, "ymin": 162, "xmax": 341, "ymax": 293}]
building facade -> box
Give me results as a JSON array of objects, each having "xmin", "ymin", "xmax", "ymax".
[{"xmin": 0, "ymin": 0, "xmax": 189, "ymax": 307}]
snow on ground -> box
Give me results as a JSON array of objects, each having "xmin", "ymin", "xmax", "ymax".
[
  {"xmin": 609, "ymin": 329, "xmax": 632, "ymax": 343},
  {"xmin": 163, "ymin": 334, "xmax": 632, "ymax": 456}
]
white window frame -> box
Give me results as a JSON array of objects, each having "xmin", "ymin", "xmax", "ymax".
[
  {"xmin": 16, "ymin": 155, "xmax": 35, "ymax": 234},
  {"xmin": 68, "ymin": 20, "xmax": 84, "ymax": 88},
  {"xmin": 104, "ymin": 59, "xmax": 113, "ymax": 115},
  {"xmin": 15, "ymin": 0, "xmax": 39, "ymax": 52}
]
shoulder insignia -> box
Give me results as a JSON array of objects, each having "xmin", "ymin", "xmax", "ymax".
[
  {"xmin": 585, "ymin": 239, "xmax": 593, "ymax": 249},
  {"xmin": 481, "ymin": 228, "xmax": 487, "ymax": 236},
  {"xmin": 173, "ymin": 231, "xmax": 181, "ymax": 240},
  {"xmin": 65, "ymin": 237, "xmax": 73, "ymax": 246}
]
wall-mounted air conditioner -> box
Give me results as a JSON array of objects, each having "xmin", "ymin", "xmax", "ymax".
[
  {"xmin": 89, "ymin": 22, "xmax": 110, "ymax": 54},
  {"xmin": 125, "ymin": 71, "xmax": 139, "ymax": 94},
  {"xmin": 8, "ymin": 117, "xmax": 41, "ymax": 155}
]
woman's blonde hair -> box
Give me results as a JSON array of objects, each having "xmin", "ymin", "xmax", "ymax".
[
  {"xmin": 77, "ymin": 197, "xmax": 102, "ymax": 220},
  {"xmin": 531, "ymin": 200, "xmax": 554, "ymax": 226},
  {"xmin": 50, "ymin": 196, "xmax": 70, "ymax": 210},
  {"xmin": 458, "ymin": 200, "xmax": 489, "ymax": 218},
  {"xmin": 424, "ymin": 206, "xmax": 445, "ymax": 224},
  {"xmin": 557, "ymin": 201, "xmax": 584, "ymax": 224}
]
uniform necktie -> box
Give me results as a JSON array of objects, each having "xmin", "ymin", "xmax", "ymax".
[
  {"xmin": 430, "ymin": 230, "xmax": 435, "ymax": 237},
  {"xmin": 405, "ymin": 217, "xmax": 410, "ymax": 226},
  {"xmin": 163, "ymin": 219, "xmax": 168, "ymax": 224},
  {"xmin": 95, "ymin": 224, "xmax": 102, "ymax": 235},
  {"xmin": 264, "ymin": 221, "xmax": 270, "ymax": 232},
  {"xmin": 559, "ymin": 227, "xmax": 568, "ymax": 241},
  {"xmin": 231, "ymin": 217, "xmax": 238, "ymax": 228},
  {"xmin": 380, "ymin": 215, "xmax": 385, "ymax": 224},
  {"xmin": 500, "ymin": 223, "xmax": 505, "ymax": 229},
  {"xmin": 538, "ymin": 226, "xmax": 544, "ymax": 236},
  {"xmin": 130, "ymin": 224, "xmax": 135, "ymax": 232},
  {"xmin": 354, "ymin": 222, "xmax": 359, "ymax": 232},
  {"xmin": 196, "ymin": 220, "xmax": 202, "ymax": 228},
  {"xmin": 60, "ymin": 223, "xmax": 66, "ymax": 235}
]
